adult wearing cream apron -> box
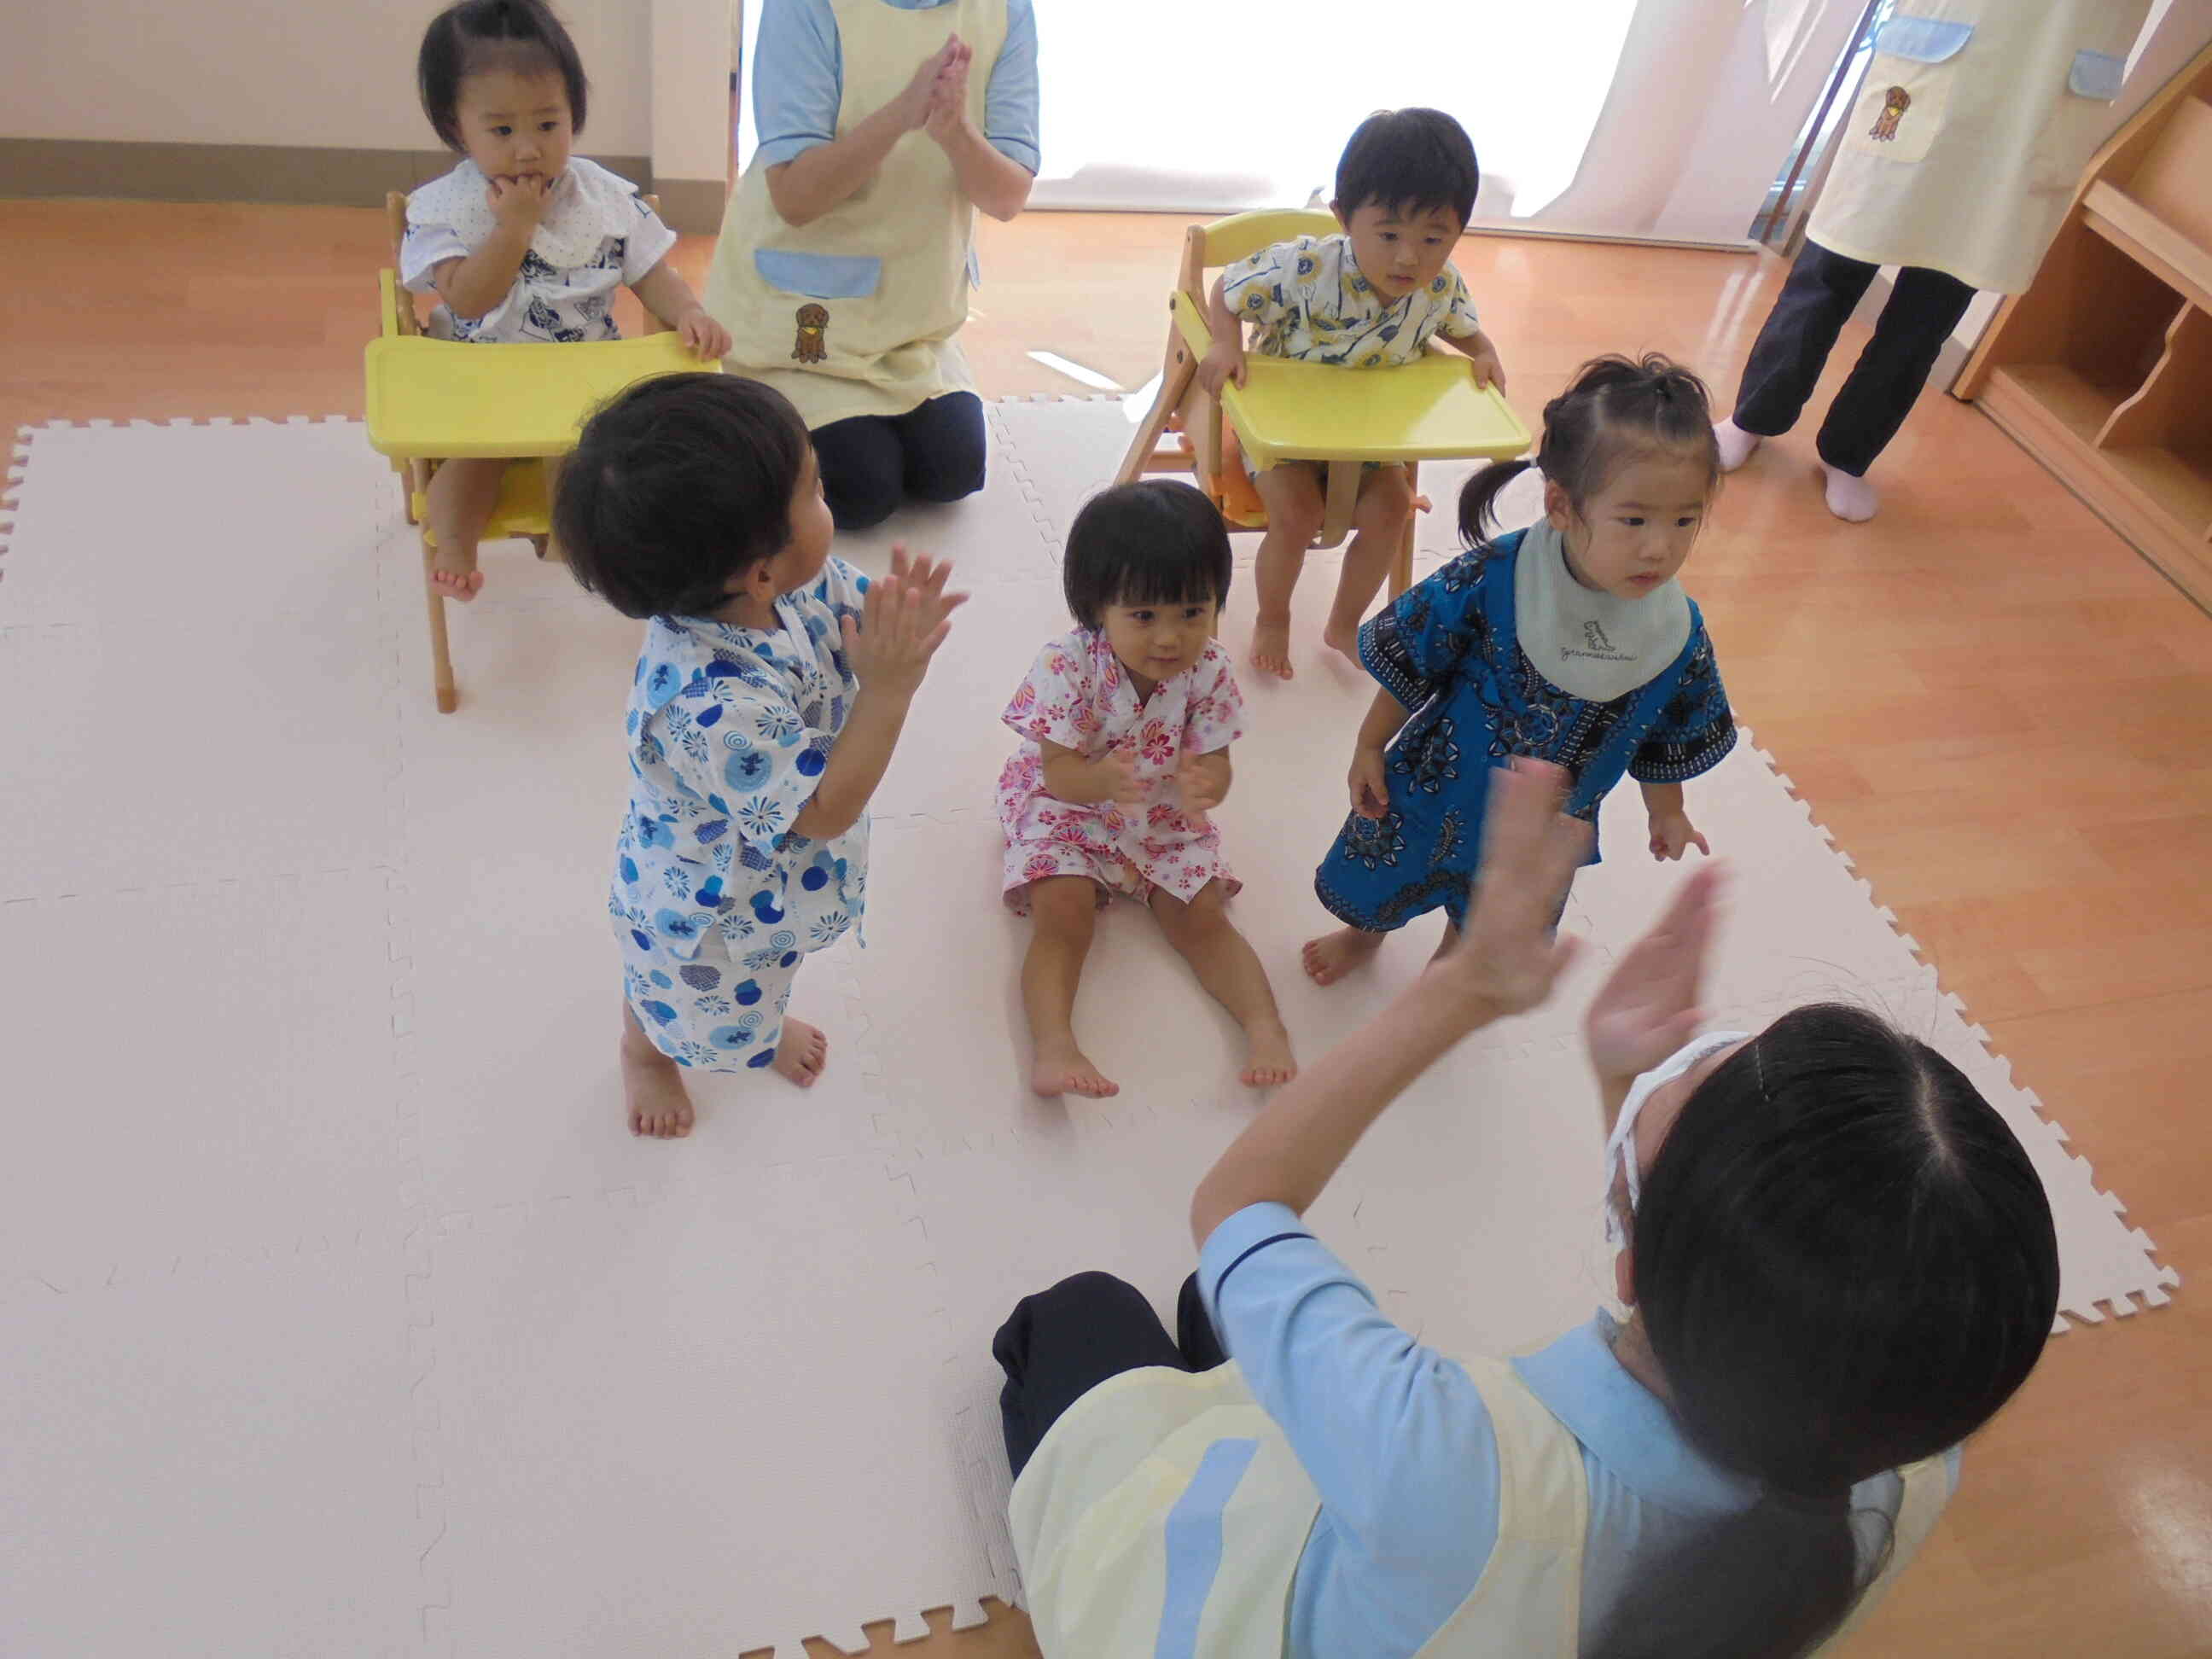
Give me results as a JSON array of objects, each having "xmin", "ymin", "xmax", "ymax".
[
  {"xmin": 1717, "ymin": 0, "xmax": 2155, "ymax": 521},
  {"xmin": 707, "ymin": 0, "xmax": 1039, "ymax": 528},
  {"xmin": 995, "ymin": 765, "xmax": 2061, "ymax": 1657}
]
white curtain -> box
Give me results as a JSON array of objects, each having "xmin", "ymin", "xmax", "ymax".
[
  {"xmin": 1025, "ymin": 0, "xmax": 1872, "ymax": 244},
  {"xmin": 735, "ymin": 0, "xmax": 1874, "ymax": 246}
]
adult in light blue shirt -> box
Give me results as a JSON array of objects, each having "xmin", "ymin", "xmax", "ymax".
[
  {"xmin": 706, "ymin": 0, "xmax": 1039, "ymax": 530},
  {"xmin": 752, "ymin": 0, "xmax": 1039, "ymax": 175},
  {"xmin": 995, "ymin": 762, "xmax": 2060, "ymax": 1656}
]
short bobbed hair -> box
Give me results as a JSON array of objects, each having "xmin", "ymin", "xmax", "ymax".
[
  {"xmin": 556, "ymin": 374, "xmax": 812, "ymax": 621},
  {"xmin": 1062, "ymin": 480, "xmax": 1232, "ymax": 632},
  {"xmin": 418, "ymin": 0, "xmax": 591, "ymax": 149}
]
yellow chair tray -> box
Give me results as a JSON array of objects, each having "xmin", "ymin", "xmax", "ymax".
[
  {"xmin": 1170, "ymin": 291, "xmax": 1529, "ymax": 469},
  {"xmin": 364, "ymin": 330, "xmax": 708, "ymax": 460}
]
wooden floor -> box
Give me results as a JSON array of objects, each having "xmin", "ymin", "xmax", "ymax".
[{"xmin": 4, "ymin": 199, "xmax": 2208, "ymax": 1658}]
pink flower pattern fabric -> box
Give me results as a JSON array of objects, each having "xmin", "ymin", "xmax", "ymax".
[{"xmin": 996, "ymin": 629, "xmax": 1247, "ymax": 913}]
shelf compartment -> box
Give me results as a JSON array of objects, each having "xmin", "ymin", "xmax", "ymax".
[
  {"xmin": 1976, "ymin": 220, "xmax": 2184, "ymax": 406},
  {"xmin": 2128, "ymin": 96, "xmax": 2212, "ymax": 253},
  {"xmin": 2098, "ymin": 305, "xmax": 2212, "ymax": 538}
]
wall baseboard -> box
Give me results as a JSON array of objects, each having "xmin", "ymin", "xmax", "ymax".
[{"xmin": 0, "ymin": 137, "xmax": 655, "ymax": 212}]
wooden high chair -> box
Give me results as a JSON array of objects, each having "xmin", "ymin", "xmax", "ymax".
[
  {"xmin": 367, "ymin": 190, "xmax": 701, "ymax": 713},
  {"xmin": 1117, "ymin": 208, "xmax": 1532, "ymax": 598}
]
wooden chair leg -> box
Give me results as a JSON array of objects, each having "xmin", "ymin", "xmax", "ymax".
[
  {"xmin": 422, "ymin": 532, "xmax": 458, "ymax": 713},
  {"xmin": 1391, "ymin": 460, "xmax": 1418, "ymax": 597},
  {"xmin": 1318, "ymin": 460, "xmax": 1359, "ymax": 550},
  {"xmin": 1116, "ymin": 335, "xmax": 1196, "ymax": 486}
]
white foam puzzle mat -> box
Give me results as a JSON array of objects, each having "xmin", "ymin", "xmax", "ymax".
[{"xmin": 0, "ymin": 403, "xmax": 2180, "ymax": 1656}]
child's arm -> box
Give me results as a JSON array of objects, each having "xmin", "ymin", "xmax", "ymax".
[
  {"xmin": 1039, "ymin": 741, "xmax": 1144, "ymax": 807},
  {"xmin": 1198, "ymin": 275, "xmax": 1249, "ymax": 396},
  {"xmin": 1440, "ymin": 328, "xmax": 1507, "ymax": 391},
  {"xmin": 1639, "ymin": 780, "xmax": 1711, "ymax": 863},
  {"xmin": 1192, "ymin": 762, "xmax": 1592, "ymax": 1243},
  {"xmin": 631, "ymin": 259, "xmax": 732, "ymax": 360},
  {"xmin": 766, "ymin": 38, "xmax": 952, "ymax": 227},
  {"xmin": 1348, "ymin": 689, "xmax": 1412, "ymax": 819},
  {"xmin": 788, "ymin": 549, "xmax": 966, "ymax": 840},
  {"xmin": 431, "ymin": 176, "xmax": 550, "ymax": 321}
]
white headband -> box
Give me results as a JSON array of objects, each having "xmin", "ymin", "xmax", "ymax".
[{"xmin": 1603, "ymin": 1029, "xmax": 1751, "ymax": 1245}]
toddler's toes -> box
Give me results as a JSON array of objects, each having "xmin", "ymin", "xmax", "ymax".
[{"xmin": 772, "ymin": 1018, "xmax": 830, "ymax": 1088}]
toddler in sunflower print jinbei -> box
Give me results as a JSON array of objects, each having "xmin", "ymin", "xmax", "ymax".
[
  {"xmin": 999, "ymin": 481, "xmax": 1296, "ymax": 1101},
  {"xmin": 556, "ymin": 374, "xmax": 964, "ymax": 1138},
  {"xmin": 1305, "ymin": 355, "xmax": 1738, "ymax": 987},
  {"xmin": 400, "ymin": 0, "xmax": 732, "ymax": 602},
  {"xmin": 1199, "ymin": 108, "xmax": 1509, "ymax": 682}
]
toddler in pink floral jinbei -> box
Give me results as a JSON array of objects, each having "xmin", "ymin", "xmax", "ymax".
[{"xmin": 998, "ymin": 480, "xmax": 1296, "ymax": 1101}]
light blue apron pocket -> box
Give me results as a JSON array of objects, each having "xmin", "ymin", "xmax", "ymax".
[
  {"xmin": 1873, "ymin": 15, "xmax": 1974, "ymax": 63},
  {"xmin": 753, "ymin": 247, "xmax": 882, "ymax": 300},
  {"xmin": 2069, "ymin": 49, "xmax": 2125, "ymax": 101},
  {"xmin": 1155, "ymin": 1438, "xmax": 1260, "ymax": 1659}
]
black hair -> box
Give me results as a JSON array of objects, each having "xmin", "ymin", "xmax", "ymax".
[
  {"xmin": 1333, "ymin": 108, "xmax": 1480, "ymax": 227},
  {"xmin": 1591, "ymin": 1004, "xmax": 2060, "ymax": 1659},
  {"xmin": 556, "ymin": 374, "xmax": 812, "ymax": 621},
  {"xmin": 418, "ymin": 0, "xmax": 590, "ymax": 150},
  {"xmin": 1062, "ymin": 480, "xmax": 1232, "ymax": 632},
  {"xmin": 1458, "ymin": 352, "xmax": 1721, "ymax": 555}
]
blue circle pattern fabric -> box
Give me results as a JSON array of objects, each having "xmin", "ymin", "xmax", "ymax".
[{"xmin": 608, "ymin": 557, "xmax": 870, "ymax": 1069}]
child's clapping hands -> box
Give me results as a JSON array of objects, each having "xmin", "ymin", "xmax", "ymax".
[{"xmin": 1178, "ymin": 749, "xmax": 1232, "ymax": 824}]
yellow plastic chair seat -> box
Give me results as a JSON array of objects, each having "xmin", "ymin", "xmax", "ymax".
[
  {"xmin": 364, "ymin": 330, "xmax": 707, "ymax": 461},
  {"xmin": 1170, "ymin": 291, "xmax": 1529, "ymax": 469},
  {"xmin": 410, "ymin": 458, "xmax": 551, "ymax": 544}
]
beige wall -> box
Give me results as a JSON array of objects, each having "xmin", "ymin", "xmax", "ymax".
[{"xmin": 0, "ymin": 0, "xmax": 652, "ymax": 157}]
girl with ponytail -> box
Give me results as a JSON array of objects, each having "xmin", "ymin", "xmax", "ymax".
[{"xmin": 1305, "ymin": 353, "xmax": 1736, "ymax": 986}]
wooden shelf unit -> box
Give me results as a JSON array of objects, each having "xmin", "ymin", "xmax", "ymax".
[{"xmin": 1959, "ymin": 43, "xmax": 2212, "ymax": 609}]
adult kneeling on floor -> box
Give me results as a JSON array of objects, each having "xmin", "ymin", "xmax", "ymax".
[
  {"xmin": 996, "ymin": 760, "xmax": 2061, "ymax": 1658},
  {"xmin": 707, "ymin": 0, "xmax": 1039, "ymax": 529}
]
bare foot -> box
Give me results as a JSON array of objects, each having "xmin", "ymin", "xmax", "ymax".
[
  {"xmin": 428, "ymin": 553, "xmax": 485, "ymax": 602},
  {"xmin": 1302, "ymin": 927, "xmax": 1383, "ymax": 987},
  {"xmin": 1240, "ymin": 1019, "xmax": 1298, "ymax": 1088},
  {"xmin": 621, "ymin": 1039, "xmax": 696, "ymax": 1139},
  {"xmin": 1031, "ymin": 1041, "xmax": 1120, "ymax": 1098},
  {"xmin": 1249, "ymin": 619, "xmax": 1295, "ymax": 682},
  {"xmin": 771, "ymin": 1018, "xmax": 830, "ymax": 1088},
  {"xmin": 1319, "ymin": 619, "xmax": 1362, "ymax": 668}
]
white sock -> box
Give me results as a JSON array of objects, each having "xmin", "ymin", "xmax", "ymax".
[
  {"xmin": 1821, "ymin": 463, "xmax": 1878, "ymax": 522},
  {"xmin": 1714, "ymin": 419, "xmax": 1761, "ymax": 473}
]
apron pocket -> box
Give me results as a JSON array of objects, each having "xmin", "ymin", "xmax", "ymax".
[
  {"xmin": 1842, "ymin": 15, "xmax": 1973, "ymax": 166},
  {"xmin": 2068, "ymin": 49, "xmax": 2125, "ymax": 101},
  {"xmin": 753, "ymin": 247, "xmax": 882, "ymax": 300},
  {"xmin": 2029, "ymin": 48, "xmax": 2129, "ymax": 191}
]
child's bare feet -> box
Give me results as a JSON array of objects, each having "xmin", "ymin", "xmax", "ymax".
[
  {"xmin": 1249, "ymin": 619, "xmax": 1295, "ymax": 681},
  {"xmin": 1319, "ymin": 619, "xmax": 1362, "ymax": 667},
  {"xmin": 1032, "ymin": 1041, "xmax": 1119, "ymax": 1098},
  {"xmin": 1240, "ymin": 1018, "xmax": 1298, "ymax": 1087},
  {"xmin": 1302, "ymin": 926, "xmax": 1384, "ymax": 987},
  {"xmin": 621, "ymin": 1030, "xmax": 696, "ymax": 1139},
  {"xmin": 428, "ymin": 550, "xmax": 485, "ymax": 602},
  {"xmin": 771, "ymin": 1018, "xmax": 829, "ymax": 1088}
]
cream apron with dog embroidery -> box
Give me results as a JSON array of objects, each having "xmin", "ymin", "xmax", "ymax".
[
  {"xmin": 707, "ymin": 0, "xmax": 1005, "ymax": 427},
  {"xmin": 1809, "ymin": 0, "xmax": 2154, "ymax": 294}
]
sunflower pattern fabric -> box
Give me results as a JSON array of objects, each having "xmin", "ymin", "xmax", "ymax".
[{"xmin": 1220, "ymin": 233, "xmax": 1482, "ymax": 368}]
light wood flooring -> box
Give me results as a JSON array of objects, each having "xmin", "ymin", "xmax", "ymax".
[{"xmin": 3, "ymin": 200, "xmax": 2207, "ymax": 1658}]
